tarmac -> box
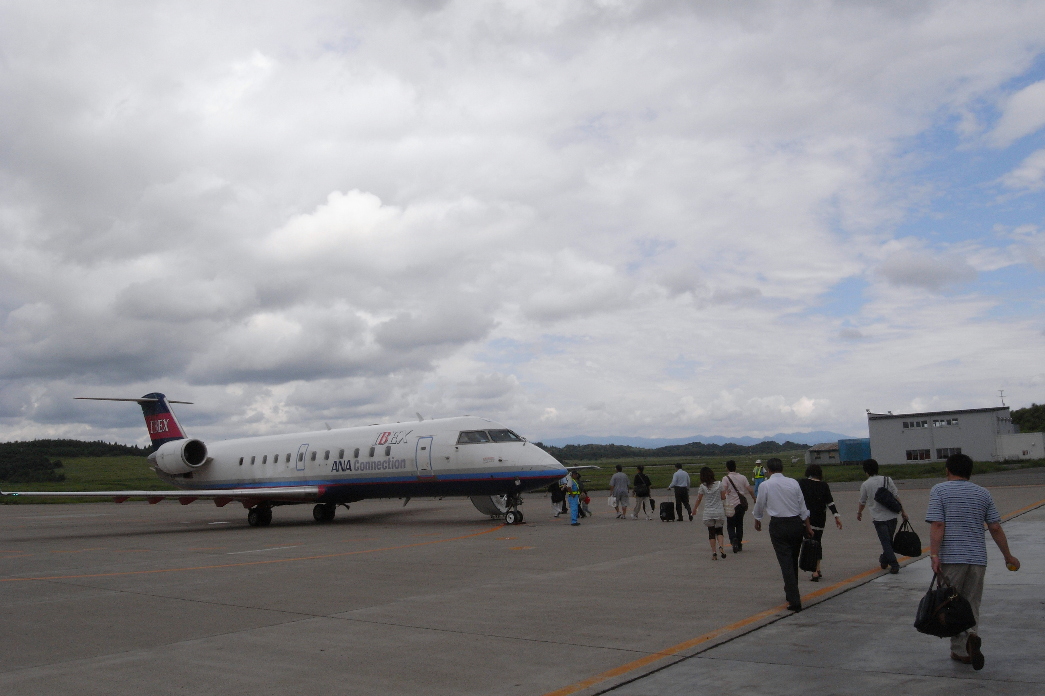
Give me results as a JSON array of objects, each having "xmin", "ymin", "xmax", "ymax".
[{"xmin": 1, "ymin": 469, "xmax": 1042, "ymax": 696}]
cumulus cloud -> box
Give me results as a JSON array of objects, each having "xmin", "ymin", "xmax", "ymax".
[
  {"xmin": 1001, "ymin": 148, "xmax": 1045, "ymax": 191},
  {"xmin": 989, "ymin": 80, "xmax": 1045, "ymax": 147},
  {"xmin": 877, "ymin": 249, "xmax": 977, "ymax": 291},
  {"xmin": 2, "ymin": 1, "xmax": 1045, "ymax": 445}
]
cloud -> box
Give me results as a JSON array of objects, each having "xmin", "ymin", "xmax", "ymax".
[
  {"xmin": 1000, "ymin": 148, "xmax": 1045, "ymax": 191},
  {"xmin": 2, "ymin": 2, "xmax": 1045, "ymax": 445},
  {"xmin": 989, "ymin": 80, "xmax": 1045, "ymax": 147},
  {"xmin": 877, "ymin": 249, "xmax": 977, "ymax": 291}
]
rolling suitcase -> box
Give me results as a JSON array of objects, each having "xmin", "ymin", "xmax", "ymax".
[{"xmin": 659, "ymin": 501, "xmax": 675, "ymax": 521}]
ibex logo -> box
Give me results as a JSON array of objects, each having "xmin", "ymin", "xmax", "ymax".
[{"xmin": 146, "ymin": 415, "xmax": 182, "ymax": 439}]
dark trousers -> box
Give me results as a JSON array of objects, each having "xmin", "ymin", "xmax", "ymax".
[
  {"xmin": 873, "ymin": 518, "xmax": 898, "ymax": 569},
  {"xmin": 674, "ymin": 488, "xmax": 692, "ymax": 520},
  {"xmin": 726, "ymin": 509, "xmax": 746, "ymax": 550},
  {"xmin": 769, "ymin": 516, "xmax": 805, "ymax": 608}
]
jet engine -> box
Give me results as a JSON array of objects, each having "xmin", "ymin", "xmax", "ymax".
[{"xmin": 150, "ymin": 438, "xmax": 209, "ymax": 475}]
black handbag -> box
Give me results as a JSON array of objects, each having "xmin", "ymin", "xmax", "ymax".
[
  {"xmin": 914, "ymin": 574, "xmax": 976, "ymax": 638},
  {"xmin": 892, "ymin": 519, "xmax": 922, "ymax": 557},
  {"xmin": 798, "ymin": 537, "xmax": 822, "ymax": 572},
  {"xmin": 874, "ymin": 476, "xmax": 903, "ymax": 513}
]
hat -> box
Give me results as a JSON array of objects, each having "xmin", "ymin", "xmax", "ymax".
[{"xmin": 755, "ymin": 459, "xmax": 762, "ymax": 464}]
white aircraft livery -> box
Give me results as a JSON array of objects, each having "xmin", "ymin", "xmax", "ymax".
[{"xmin": 1, "ymin": 393, "xmax": 569, "ymax": 527}]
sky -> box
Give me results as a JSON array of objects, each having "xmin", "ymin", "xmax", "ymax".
[{"xmin": 1, "ymin": 1, "xmax": 1044, "ymax": 447}]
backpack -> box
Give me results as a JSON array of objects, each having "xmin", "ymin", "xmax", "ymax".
[{"xmin": 873, "ymin": 476, "xmax": 903, "ymax": 514}]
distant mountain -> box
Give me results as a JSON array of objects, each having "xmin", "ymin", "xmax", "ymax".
[{"xmin": 537, "ymin": 431, "xmax": 858, "ymax": 449}]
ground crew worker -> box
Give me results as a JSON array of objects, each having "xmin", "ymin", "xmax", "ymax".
[
  {"xmin": 752, "ymin": 460, "xmax": 767, "ymax": 497},
  {"xmin": 567, "ymin": 471, "xmax": 582, "ymax": 526}
]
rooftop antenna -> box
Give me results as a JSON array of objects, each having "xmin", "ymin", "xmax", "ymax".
[{"xmin": 998, "ymin": 389, "xmax": 1006, "ymax": 407}]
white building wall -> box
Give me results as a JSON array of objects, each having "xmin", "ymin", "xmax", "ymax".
[
  {"xmin": 868, "ymin": 408, "xmax": 1013, "ymax": 465},
  {"xmin": 997, "ymin": 433, "xmax": 1045, "ymax": 461}
]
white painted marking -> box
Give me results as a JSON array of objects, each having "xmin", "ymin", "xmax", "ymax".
[
  {"xmin": 207, "ymin": 521, "xmax": 230, "ymax": 525},
  {"xmin": 226, "ymin": 546, "xmax": 299, "ymax": 555}
]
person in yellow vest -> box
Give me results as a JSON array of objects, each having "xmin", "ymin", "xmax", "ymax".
[
  {"xmin": 752, "ymin": 460, "xmax": 767, "ymax": 496},
  {"xmin": 566, "ymin": 471, "xmax": 582, "ymax": 526}
]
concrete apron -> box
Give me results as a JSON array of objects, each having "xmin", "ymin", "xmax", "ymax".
[{"xmin": 596, "ymin": 504, "xmax": 1045, "ymax": 696}]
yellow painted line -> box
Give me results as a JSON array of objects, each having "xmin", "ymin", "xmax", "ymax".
[
  {"xmin": 542, "ymin": 497, "xmax": 1045, "ymax": 696},
  {"xmin": 0, "ymin": 524, "xmax": 503, "ymax": 583}
]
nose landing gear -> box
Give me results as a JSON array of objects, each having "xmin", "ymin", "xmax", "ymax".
[{"xmin": 503, "ymin": 493, "xmax": 524, "ymax": 525}]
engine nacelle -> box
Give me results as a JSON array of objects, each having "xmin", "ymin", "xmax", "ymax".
[{"xmin": 150, "ymin": 438, "xmax": 209, "ymax": 475}]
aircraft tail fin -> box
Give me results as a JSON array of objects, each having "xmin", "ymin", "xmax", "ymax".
[{"xmin": 75, "ymin": 393, "xmax": 193, "ymax": 448}]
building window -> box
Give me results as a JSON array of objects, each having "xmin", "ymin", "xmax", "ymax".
[
  {"xmin": 933, "ymin": 418, "xmax": 959, "ymax": 428},
  {"xmin": 903, "ymin": 420, "xmax": 928, "ymax": 429},
  {"xmin": 936, "ymin": 447, "xmax": 962, "ymax": 459},
  {"xmin": 905, "ymin": 449, "xmax": 931, "ymax": 461}
]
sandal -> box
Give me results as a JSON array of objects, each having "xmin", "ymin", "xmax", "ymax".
[{"xmin": 712, "ymin": 553, "xmax": 718, "ymax": 561}]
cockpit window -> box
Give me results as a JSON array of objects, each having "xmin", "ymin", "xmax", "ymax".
[
  {"xmin": 457, "ymin": 430, "xmax": 492, "ymax": 444},
  {"xmin": 487, "ymin": 429, "xmax": 522, "ymax": 442}
]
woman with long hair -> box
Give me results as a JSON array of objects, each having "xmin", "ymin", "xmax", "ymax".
[{"xmin": 694, "ymin": 466, "xmax": 728, "ymax": 560}]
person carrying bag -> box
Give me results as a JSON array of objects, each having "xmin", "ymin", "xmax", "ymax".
[
  {"xmin": 915, "ymin": 573, "xmax": 976, "ymax": 638},
  {"xmin": 892, "ymin": 519, "xmax": 923, "ymax": 558}
]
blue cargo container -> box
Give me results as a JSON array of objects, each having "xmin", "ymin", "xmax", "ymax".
[{"xmin": 838, "ymin": 438, "xmax": 871, "ymax": 463}]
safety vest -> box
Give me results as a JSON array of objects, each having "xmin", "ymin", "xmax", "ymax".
[
  {"xmin": 753, "ymin": 466, "xmax": 766, "ymax": 480},
  {"xmin": 567, "ymin": 478, "xmax": 581, "ymax": 496}
]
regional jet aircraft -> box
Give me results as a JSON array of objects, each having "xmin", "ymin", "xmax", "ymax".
[{"xmin": 0, "ymin": 394, "xmax": 568, "ymax": 527}]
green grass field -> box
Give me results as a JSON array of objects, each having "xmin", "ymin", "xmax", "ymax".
[
  {"xmin": 0, "ymin": 456, "xmax": 164, "ymax": 503},
  {"xmin": 565, "ymin": 453, "xmax": 1045, "ymax": 491},
  {"xmin": 2, "ymin": 453, "xmax": 1043, "ymax": 503}
]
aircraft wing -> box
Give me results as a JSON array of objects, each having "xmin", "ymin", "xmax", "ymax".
[
  {"xmin": 0, "ymin": 486, "xmax": 321, "ymax": 507},
  {"xmin": 565, "ymin": 465, "xmax": 602, "ymax": 471}
]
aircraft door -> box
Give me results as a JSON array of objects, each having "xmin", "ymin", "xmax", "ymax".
[
  {"xmin": 415, "ymin": 437, "xmax": 434, "ymax": 477},
  {"xmin": 296, "ymin": 443, "xmax": 309, "ymax": 472}
]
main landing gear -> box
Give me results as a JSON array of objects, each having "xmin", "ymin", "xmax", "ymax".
[
  {"xmin": 313, "ymin": 503, "xmax": 337, "ymax": 523},
  {"xmin": 247, "ymin": 505, "xmax": 272, "ymax": 527},
  {"xmin": 503, "ymin": 494, "xmax": 524, "ymax": 525}
]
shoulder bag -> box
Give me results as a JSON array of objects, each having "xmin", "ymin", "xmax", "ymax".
[
  {"xmin": 914, "ymin": 574, "xmax": 976, "ymax": 638},
  {"xmin": 726, "ymin": 474, "xmax": 749, "ymax": 513},
  {"xmin": 874, "ymin": 476, "xmax": 903, "ymax": 514},
  {"xmin": 892, "ymin": 519, "xmax": 923, "ymax": 557}
]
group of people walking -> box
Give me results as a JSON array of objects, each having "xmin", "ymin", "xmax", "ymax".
[{"xmin": 549, "ymin": 452, "xmax": 1021, "ymax": 671}]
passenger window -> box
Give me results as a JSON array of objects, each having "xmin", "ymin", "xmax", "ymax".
[
  {"xmin": 274, "ymin": 454, "xmax": 278, "ymax": 463},
  {"xmin": 298, "ymin": 452, "xmax": 304, "ymax": 462},
  {"xmin": 324, "ymin": 450, "xmax": 330, "ymax": 460},
  {"xmin": 238, "ymin": 457, "xmax": 244, "ymax": 466},
  {"xmin": 250, "ymin": 456, "xmax": 255, "ymax": 465},
  {"xmin": 354, "ymin": 448, "xmax": 360, "ymax": 459},
  {"xmin": 488, "ymin": 429, "xmax": 522, "ymax": 442},
  {"xmin": 338, "ymin": 449, "xmax": 344, "ymax": 459},
  {"xmin": 311, "ymin": 451, "xmax": 317, "ymax": 461},
  {"xmin": 262, "ymin": 455, "xmax": 268, "ymax": 464},
  {"xmin": 369, "ymin": 447, "xmax": 375, "ymax": 457},
  {"xmin": 384, "ymin": 445, "xmax": 391, "ymax": 456},
  {"xmin": 286, "ymin": 453, "xmax": 291, "ymax": 463},
  {"xmin": 457, "ymin": 430, "xmax": 491, "ymax": 444}
]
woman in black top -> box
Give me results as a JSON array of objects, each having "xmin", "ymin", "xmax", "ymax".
[
  {"xmin": 798, "ymin": 464, "xmax": 842, "ymax": 582},
  {"xmin": 632, "ymin": 465, "xmax": 653, "ymax": 520}
]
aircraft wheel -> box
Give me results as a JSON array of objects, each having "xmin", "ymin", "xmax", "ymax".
[
  {"xmin": 258, "ymin": 506, "xmax": 273, "ymax": 526},
  {"xmin": 504, "ymin": 510, "xmax": 518, "ymax": 525},
  {"xmin": 515, "ymin": 510, "xmax": 524, "ymax": 524},
  {"xmin": 314, "ymin": 503, "xmax": 336, "ymax": 523},
  {"xmin": 248, "ymin": 508, "xmax": 261, "ymax": 527}
]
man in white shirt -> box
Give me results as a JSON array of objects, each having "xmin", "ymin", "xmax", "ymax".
[
  {"xmin": 753, "ymin": 458, "xmax": 813, "ymax": 611},
  {"xmin": 668, "ymin": 463, "xmax": 693, "ymax": 521}
]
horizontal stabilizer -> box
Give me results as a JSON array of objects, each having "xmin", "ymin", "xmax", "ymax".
[{"xmin": 76, "ymin": 397, "xmax": 194, "ymax": 404}]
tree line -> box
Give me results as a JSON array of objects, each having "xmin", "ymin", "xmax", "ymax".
[
  {"xmin": 1012, "ymin": 404, "xmax": 1045, "ymax": 434},
  {"xmin": 0, "ymin": 439, "xmax": 148, "ymax": 483},
  {"xmin": 534, "ymin": 439, "xmax": 811, "ymax": 462}
]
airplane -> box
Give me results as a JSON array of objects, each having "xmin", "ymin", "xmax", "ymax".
[{"xmin": 0, "ymin": 393, "xmax": 569, "ymax": 527}]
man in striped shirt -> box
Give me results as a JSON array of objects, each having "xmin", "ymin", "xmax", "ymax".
[{"xmin": 926, "ymin": 453, "xmax": 1020, "ymax": 671}]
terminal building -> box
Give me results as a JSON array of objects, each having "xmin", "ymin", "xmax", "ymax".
[{"xmin": 866, "ymin": 406, "xmax": 1042, "ymax": 464}]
